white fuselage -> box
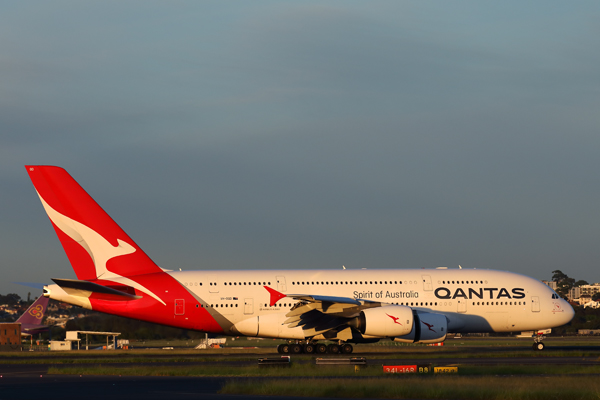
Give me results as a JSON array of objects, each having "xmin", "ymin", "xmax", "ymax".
[{"xmin": 167, "ymin": 267, "xmax": 573, "ymax": 336}]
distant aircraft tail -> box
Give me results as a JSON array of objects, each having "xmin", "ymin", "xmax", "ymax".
[
  {"xmin": 16, "ymin": 296, "xmax": 49, "ymax": 325},
  {"xmin": 25, "ymin": 166, "xmax": 163, "ymax": 281}
]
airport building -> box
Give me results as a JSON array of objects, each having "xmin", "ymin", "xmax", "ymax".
[{"xmin": 0, "ymin": 323, "xmax": 22, "ymax": 351}]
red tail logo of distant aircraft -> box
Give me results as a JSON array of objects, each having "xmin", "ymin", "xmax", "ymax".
[
  {"xmin": 29, "ymin": 305, "xmax": 44, "ymax": 319},
  {"xmin": 386, "ymin": 314, "xmax": 402, "ymax": 325},
  {"xmin": 422, "ymin": 321, "xmax": 436, "ymax": 333}
]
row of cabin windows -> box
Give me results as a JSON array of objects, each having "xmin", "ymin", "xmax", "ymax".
[
  {"xmin": 292, "ymin": 281, "xmax": 407, "ymax": 285},
  {"xmin": 210, "ymin": 304, "xmax": 238, "ymax": 308},
  {"xmin": 197, "ymin": 301, "xmax": 528, "ymax": 310},
  {"xmin": 206, "ymin": 302, "xmax": 525, "ymax": 310},
  {"xmin": 183, "ymin": 279, "xmax": 496, "ymax": 287},
  {"xmin": 196, "ymin": 301, "xmax": 529, "ymax": 311},
  {"xmin": 187, "ymin": 281, "xmax": 417, "ymax": 287},
  {"xmin": 184, "ymin": 282, "xmax": 272, "ymax": 287},
  {"xmin": 198, "ymin": 301, "xmax": 526, "ymax": 310},
  {"xmin": 222, "ymin": 282, "xmax": 271, "ymax": 286},
  {"xmin": 194, "ymin": 304, "xmax": 239, "ymax": 308}
]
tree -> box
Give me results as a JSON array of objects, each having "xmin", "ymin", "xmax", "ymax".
[
  {"xmin": 552, "ymin": 270, "xmax": 575, "ymax": 298},
  {"xmin": 0, "ymin": 293, "xmax": 22, "ymax": 305}
]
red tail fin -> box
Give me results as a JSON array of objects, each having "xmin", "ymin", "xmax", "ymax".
[{"xmin": 25, "ymin": 166, "xmax": 162, "ymax": 281}]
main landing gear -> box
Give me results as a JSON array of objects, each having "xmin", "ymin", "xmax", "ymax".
[
  {"xmin": 277, "ymin": 341, "xmax": 353, "ymax": 354},
  {"xmin": 532, "ymin": 333, "xmax": 546, "ymax": 351}
]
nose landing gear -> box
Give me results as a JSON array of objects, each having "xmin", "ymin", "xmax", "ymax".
[{"xmin": 532, "ymin": 332, "xmax": 546, "ymax": 351}]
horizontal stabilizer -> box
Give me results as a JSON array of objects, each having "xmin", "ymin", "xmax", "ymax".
[
  {"xmin": 51, "ymin": 278, "xmax": 142, "ymax": 300},
  {"xmin": 14, "ymin": 282, "xmax": 47, "ymax": 290}
]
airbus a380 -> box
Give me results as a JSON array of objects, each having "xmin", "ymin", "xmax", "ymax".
[{"xmin": 25, "ymin": 166, "xmax": 574, "ymax": 353}]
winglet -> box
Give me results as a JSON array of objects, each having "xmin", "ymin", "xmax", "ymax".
[{"xmin": 264, "ymin": 286, "xmax": 287, "ymax": 306}]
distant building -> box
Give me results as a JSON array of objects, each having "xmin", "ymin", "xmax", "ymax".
[
  {"xmin": 577, "ymin": 295, "xmax": 592, "ymax": 305},
  {"xmin": 569, "ymin": 284, "xmax": 600, "ymax": 301},
  {"xmin": 542, "ymin": 280, "xmax": 557, "ymax": 290},
  {"xmin": 0, "ymin": 323, "xmax": 22, "ymax": 351},
  {"xmin": 578, "ymin": 329, "xmax": 600, "ymax": 335},
  {"xmin": 582, "ymin": 301, "xmax": 600, "ymax": 309}
]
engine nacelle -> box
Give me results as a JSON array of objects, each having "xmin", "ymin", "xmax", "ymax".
[
  {"xmin": 393, "ymin": 311, "xmax": 447, "ymax": 344},
  {"xmin": 351, "ymin": 305, "xmax": 414, "ymax": 337}
]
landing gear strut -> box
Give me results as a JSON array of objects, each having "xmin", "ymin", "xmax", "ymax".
[{"xmin": 532, "ymin": 333, "xmax": 546, "ymax": 351}]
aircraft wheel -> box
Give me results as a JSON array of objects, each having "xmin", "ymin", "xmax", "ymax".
[
  {"xmin": 533, "ymin": 342, "xmax": 545, "ymax": 351},
  {"xmin": 304, "ymin": 343, "xmax": 316, "ymax": 354},
  {"xmin": 327, "ymin": 344, "xmax": 340, "ymax": 354},
  {"xmin": 290, "ymin": 344, "xmax": 303, "ymax": 354},
  {"xmin": 341, "ymin": 343, "xmax": 353, "ymax": 354},
  {"xmin": 277, "ymin": 344, "xmax": 284, "ymax": 354},
  {"xmin": 280, "ymin": 344, "xmax": 290, "ymax": 354},
  {"xmin": 316, "ymin": 343, "xmax": 327, "ymax": 354}
]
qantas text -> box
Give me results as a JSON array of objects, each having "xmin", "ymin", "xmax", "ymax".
[{"xmin": 434, "ymin": 287, "xmax": 525, "ymax": 300}]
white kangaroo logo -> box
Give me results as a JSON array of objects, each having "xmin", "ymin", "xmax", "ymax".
[{"xmin": 37, "ymin": 192, "xmax": 165, "ymax": 305}]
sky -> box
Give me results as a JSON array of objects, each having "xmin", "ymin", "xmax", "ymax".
[{"xmin": 2, "ymin": 1, "xmax": 600, "ymax": 299}]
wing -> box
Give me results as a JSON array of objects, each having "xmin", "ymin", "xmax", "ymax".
[{"xmin": 264, "ymin": 286, "xmax": 385, "ymax": 337}]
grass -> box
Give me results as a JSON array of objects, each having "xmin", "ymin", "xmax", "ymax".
[{"xmin": 220, "ymin": 376, "xmax": 600, "ymax": 399}]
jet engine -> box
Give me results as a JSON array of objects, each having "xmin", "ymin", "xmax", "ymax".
[
  {"xmin": 349, "ymin": 305, "xmax": 414, "ymax": 337},
  {"xmin": 393, "ymin": 311, "xmax": 447, "ymax": 344}
]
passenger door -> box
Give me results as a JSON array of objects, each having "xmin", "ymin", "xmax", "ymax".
[
  {"xmin": 457, "ymin": 299, "xmax": 467, "ymax": 313},
  {"xmin": 244, "ymin": 298, "xmax": 254, "ymax": 315},
  {"xmin": 421, "ymin": 275, "xmax": 432, "ymax": 291},
  {"xmin": 175, "ymin": 299, "xmax": 184, "ymax": 316},
  {"xmin": 276, "ymin": 276, "xmax": 287, "ymax": 292},
  {"xmin": 531, "ymin": 296, "xmax": 540, "ymax": 312}
]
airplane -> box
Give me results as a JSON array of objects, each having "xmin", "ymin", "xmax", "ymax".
[
  {"xmin": 25, "ymin": 165, "xmax": 574, "ymax": 353},
  {"xmin": 16, "ymin": 295, "xmax": 50, "ymax": 336}
]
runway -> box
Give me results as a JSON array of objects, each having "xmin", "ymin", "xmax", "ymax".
[{"xmin": 0, "ymin": 375, "xmax": 227, "ymax": 400}]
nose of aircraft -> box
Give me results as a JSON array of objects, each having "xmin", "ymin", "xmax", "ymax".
[{"xmin": 560, "ymin": 300, "xmax": 575, "ymax": 325}]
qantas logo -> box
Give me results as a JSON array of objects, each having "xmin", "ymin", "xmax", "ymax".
[
  {"xmin": 435, "ymin": 287, "xmax": 525, "ymax": 300},
  {"xmin": 37, "ymin": 192, "xmax": 166, "ymax": 305},
  {"xmin": 421, "ymin": 321, "xmax": 436, "ymax": 333},
  {"xmin": 28, "ymin": 305, "xmax": 44, "ymax": 319},
  {"xmin": 386, "ymin": 314, "xmax": 402, "ymax": 325}
]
